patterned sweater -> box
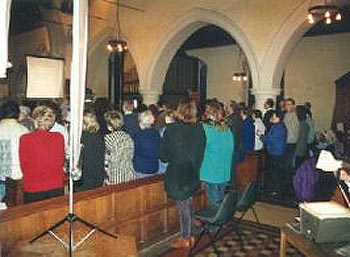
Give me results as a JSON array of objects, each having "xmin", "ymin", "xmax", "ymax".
[
  {"xmin": 104, "ymin": 130, "xmax": 136, "ymax": 185},
  {"xmin": 0, "ymin": 119, "xmax": 28, "ymax": 181}
]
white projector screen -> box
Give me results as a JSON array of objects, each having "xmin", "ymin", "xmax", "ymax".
[{"xmin": 26, "ymin": 56, "xmax": 64, "ymax": 98}]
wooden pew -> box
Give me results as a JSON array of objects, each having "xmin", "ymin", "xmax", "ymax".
[{"xmin": 0, "ymin": 174, "xmax": 207, "ymax": 250}]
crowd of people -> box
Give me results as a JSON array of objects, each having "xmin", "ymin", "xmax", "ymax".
[{"xmin": 0, "ymin": 94, "xmax": 322, "ymax": 247}]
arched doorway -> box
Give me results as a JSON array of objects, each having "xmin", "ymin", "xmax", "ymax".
[
  {"xmin": 142, "ymin": 8, "xmax": 260, "ymax": 105},
  {"xmin": 161, "ymin": 24, "xmax": 253, "ymax": 108}
]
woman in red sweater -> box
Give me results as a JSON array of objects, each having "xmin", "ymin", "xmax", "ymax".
[{"xmin": 19, "ymin": 105, "xmax": 65, "ymax": 203}]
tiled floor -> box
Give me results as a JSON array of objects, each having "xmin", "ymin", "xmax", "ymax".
[{"xmin": 139, "ymin": 201, "xmax": 298, "ymax": 257}]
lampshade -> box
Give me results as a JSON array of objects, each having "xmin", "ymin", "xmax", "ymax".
[
  {"xmin": 316, "ymin": 150, "xmax": 343, "ymax": 172},
  {"xmin": 26, "ymin": 56, "xmax": 64, "ymax": 98}
]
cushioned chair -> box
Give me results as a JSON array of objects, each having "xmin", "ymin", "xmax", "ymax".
[
  {"xmin": 188, "ymin": 191, "xmax": 243, "ymax": 256},
  {"xmin": 236, "ymin": 182, "xmax": 259, "ymax": 223}
]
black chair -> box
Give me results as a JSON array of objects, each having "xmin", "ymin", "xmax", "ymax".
[
  {"xmin": 236, "ymin": 182, "xmax": 260, "ymax": 223},
  {"xmin": 188, "ymin": 191, "xmax": 243, "ymax": 256}
]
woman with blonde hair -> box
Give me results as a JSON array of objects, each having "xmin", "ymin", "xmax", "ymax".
[
  {"xmin": 133, "ymin": 110, "xmax": 160, "ymax": 177},
  {"xmin": 75, "ymin": 110, "xmax": 105, "ymax": 191},
  {"xmin": 160, "ymin": 98, "xmax": 206, "ymax": 248},
  {"xmin": 19, "ymin": 105, "xmax": 65, "ymax": 203},
  {"xmin": 200, "ymin": 101, "xmax": 234, "ymax": 207},
  {"xmin": 104, "ymin": 110, "xmax": 136, "ymax": 184}
]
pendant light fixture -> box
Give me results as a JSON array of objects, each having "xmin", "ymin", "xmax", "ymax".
[
  {"xmin": 307, "ymin": 0, "xmax": 342, "ymax": 25},
  {"xmin": 107, "ymin": 0, "xmax": 128, "ymax": 52},
  {"xmin": 232, "ymin": 45, "xmax": 248, "ymax": 83}
]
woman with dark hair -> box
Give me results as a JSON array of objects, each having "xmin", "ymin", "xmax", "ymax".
[
  {"xmin": 0, "ymin": 100, "xmax": 28, "ymax": 202},
  {"xmin": 295, "ymin": 105, "xmax": 310, "ymax": 168},
  {"xmin": 160, "ymin": 98, "xmax": 205, "ymax": 248},
  {"xmin": 262, "ymin": 111, "xmax": 287, "ymax": 196},
  {"xmin": 305, "ymin": 102, "xmax": 316, "ymax": 155},
  {"xmin": 19, "ymin": 106, "xmax": 65, "ymax": 203},
  {"xmin": 200, "ymin": 102, "xmax": 234, "ymax": 207},
  {"xmin": 237, "ymin": 107, "xmax": 255, "ymax": 162},
  {"xmin": 104, "ymin": 110, "xmax": 136, "ymax": 184}
]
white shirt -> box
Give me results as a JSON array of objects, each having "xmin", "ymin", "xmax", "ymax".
[
  {"xmin": 0, "ymin": 119, "xmax": 28, "ymax": 180},
  {"xmin": 254, "ymin": 118, "xmax": 266, "ymax": 151},
  {"xmin": 50, "ymin": 122, "xmax": 69, "ymax": 157}
]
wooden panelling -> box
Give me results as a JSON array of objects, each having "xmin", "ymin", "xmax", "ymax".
[
  {"xmin": 236, "ymin": 152, "xmax": 261, "ymax": 191},
  {"xmin": 0, "ymin": 175, "xmax": 207, "ymax": 249},
  {"xmin": 167, "ymin": 204, "xmax": 180, "ymax": 233}
]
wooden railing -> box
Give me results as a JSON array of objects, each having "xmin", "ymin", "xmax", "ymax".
[
  {"xmin": 0, "ymin": 152, "xmax": 263, "ymax": 250},
  {"xmin": 0, "ymin": 174, "xmax": 207, "ymax": 249}
]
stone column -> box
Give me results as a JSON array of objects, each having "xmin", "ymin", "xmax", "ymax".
[
  {"xmin": 139, "ymin": 88, "xmax": 161, "ymax": 106},
  {"xmin": 251, "ymin": 88, "xmax": 281, "ymax": 111}
]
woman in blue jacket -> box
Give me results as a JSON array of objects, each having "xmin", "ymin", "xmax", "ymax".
[
  {"xmin": 200, "ymin": 102, "xmax": 234, "ymax": 207},
  {"xmin": 262, "ymin": 111, "xmax": 287, "ymax": 195},
  {"xmin": 133, "ymin": 110, "xmax": 160, "ymax": 176}
]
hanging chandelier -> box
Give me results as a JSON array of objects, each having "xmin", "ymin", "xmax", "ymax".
[
  {"xmin": 307, "ymin": 1, "xmax": 342, "ymax": 24},
  {"xmin": 232, "ymin": 45, "xmax": 249, "ymax": 83},
  {"xmin": 107, "ymin": 40, "xmax": 128, "ymax": 52},
  {"xmin": 232, "ymin": 72, "xmax": 248, "ymax": 82},
  {"xmin": 107, "ymin": 0, "xmax": 128, "ymax": 52}
]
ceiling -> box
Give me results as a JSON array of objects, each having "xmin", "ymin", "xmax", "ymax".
[{"xmin": 9, "ymin": 1, "xmax": 350, "ymax": 45}]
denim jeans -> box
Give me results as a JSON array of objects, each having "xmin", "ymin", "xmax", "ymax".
[
  {"xmin": 176, "ymin": 197, "xmax": 193, "ymax": 239},
  {"xmin": 0, "ymin": 181, "xmax": 5, "ymax": 202},
  {"xmin": 205, "ymin": 182, "xmax": 227, "ymax": 208}
]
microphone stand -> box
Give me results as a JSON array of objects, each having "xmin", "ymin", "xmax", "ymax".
[{"xmin": 29, "ymin": 166, "xmax": 118, "ymax": 257}]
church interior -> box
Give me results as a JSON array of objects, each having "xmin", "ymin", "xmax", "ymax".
[{"xmin": 1, "ymin": 0, "xmax": 350, "ymax": 256}]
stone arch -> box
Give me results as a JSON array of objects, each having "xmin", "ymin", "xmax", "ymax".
[
  {"xmin": 87, "ymin": 26, "xmax": 140, "ymax": 96},
  {"xmin": 260, "ymin": 0, "xmax": 312, "ymax": 90},
  {"xmin": 143, "ymin": 8, "xmax": 260, "ymax": 97}
]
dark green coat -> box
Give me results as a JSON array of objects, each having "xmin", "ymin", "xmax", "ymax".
[{"xmin": 160, "ymin": 122, "xmax": 206, "ymax": 201}]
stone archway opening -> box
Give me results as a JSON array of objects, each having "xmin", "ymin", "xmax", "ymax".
[
  {"xmin": 142, "ymin": 8, "xmax": 260, "ymax": 105},
  {"xmin": 160, "ymin": 24, "xmax": 253, "ymax": 108},
  {"xmin": 261, "ymin": 1, "xmax": 350, "ymax": 130}
]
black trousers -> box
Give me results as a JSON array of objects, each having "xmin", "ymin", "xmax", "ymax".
[
  {"xmin": 24, "ymin": 188, "xmax": 64, "ymax": 204},
  {"xmin": 268, "ymin": 155, "xmax": 284, "ymax": 193}
]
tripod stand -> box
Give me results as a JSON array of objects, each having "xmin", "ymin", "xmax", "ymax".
[{"xmin": 30, "ymin": 170, "xmax": 118, "ymax": 257}]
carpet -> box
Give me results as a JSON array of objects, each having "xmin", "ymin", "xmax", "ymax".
[{"xmin": 159, "ymin": 221, "xmax": 304, "ymax": 257}]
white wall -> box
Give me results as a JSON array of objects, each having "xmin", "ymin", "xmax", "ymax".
[
  {"xmin": 187, "ymin": 45, "xmax": 247, "ymax": 104},
  {"xmin": 284, "ymin": 33, "xmax": 350, "ymax": 131}
]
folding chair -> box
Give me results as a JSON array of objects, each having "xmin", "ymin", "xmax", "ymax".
[
  {"xmin": 188, "ymin": 191, "xmax": 243, "ymax": 256},
  {"xmin": 236, "ymin": 182, "xmax": 260, "ymax": 223}
]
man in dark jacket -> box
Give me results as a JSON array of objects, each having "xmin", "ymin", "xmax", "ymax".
[{"xmin": 263, "ymin": 98, "xmax": 275, "ymax": 132}]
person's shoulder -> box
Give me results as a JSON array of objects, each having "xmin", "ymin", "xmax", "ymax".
[
  {"xmin": 50, "ymin": 131, "xmax": 65, "ymax": 141},
  {"xmin": 20, "ymin": 131, "xmax": 33, "ymax": 141}
]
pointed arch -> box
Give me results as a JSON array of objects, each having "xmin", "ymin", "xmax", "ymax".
[{"xmin": 143, "ymin": 8, "xmax": 260, "ymax": 94}]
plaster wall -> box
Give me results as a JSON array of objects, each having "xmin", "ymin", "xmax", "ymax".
[
  {"xmin": 284, "ymin": 33, "xmax": 350, "ymax": 131},
  {"xmin": 87, "ymin": 0, "xmax": 309, "ymax": 94},
  {"xmin": 187, "ymin": 45, "xmax": 246, "ymax": 104}
]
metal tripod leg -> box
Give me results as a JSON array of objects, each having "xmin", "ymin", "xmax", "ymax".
[
  {"xmin": 30, "ymin": 215, "xmax": 68, "ymax": 244},
  {"xmin": 75, "ymin": 216, "xmax": 118, "ymax": 239}
]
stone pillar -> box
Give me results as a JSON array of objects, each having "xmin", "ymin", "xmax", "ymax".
[
  {"xmin": 251, "ymin": 88, "xmax": 281, "ymax": 111},
  {"xmin": 139, "ymin": 88, "xmax": 161, "ymax": 106}
]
